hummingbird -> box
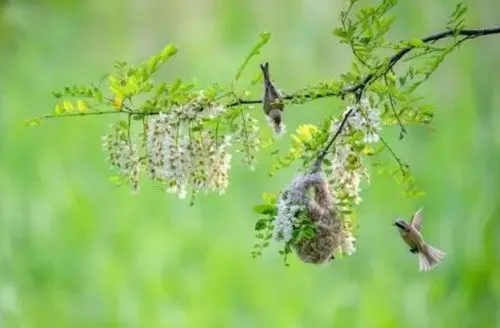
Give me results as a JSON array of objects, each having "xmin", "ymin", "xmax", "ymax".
[
  {"xmin": 260, "ymin": 62, "xmax": 285, "ymax": 135},
  {"xmin": 393, "ymin": 208, "xmax": 447, "ymax": 272}
]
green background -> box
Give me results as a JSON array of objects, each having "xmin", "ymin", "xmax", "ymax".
[{"xmin": 1, "ymin": 0, "xmax": 500, "ymax": 327}]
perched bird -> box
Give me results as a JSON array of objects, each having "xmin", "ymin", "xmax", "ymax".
[
  {"xmin": 393, "ymin": 208, "xmax": 447, "ymax": 272},
  {"xmin": 260, "ymin": 62, "xmax": 285, "ymax": 135}
]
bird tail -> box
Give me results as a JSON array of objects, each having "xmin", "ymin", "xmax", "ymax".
[
  {"xmin": 418, "ymin": 243, "xmax": 447, "ymax": 272},
  {"xmin": 260, "ymin": 62, "xmax": 271, "ymax": 84}
]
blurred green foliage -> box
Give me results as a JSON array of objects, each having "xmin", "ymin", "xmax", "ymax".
[{"xmin": 1, "ymin": 0, "xmax": 500, "ymax": 327}]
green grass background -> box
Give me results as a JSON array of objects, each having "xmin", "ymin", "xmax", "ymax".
[{"xmin": 1, "ymin": 0, "xmax": 500, "ymax": 327}]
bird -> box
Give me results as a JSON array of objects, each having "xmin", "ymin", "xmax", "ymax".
[
  {"xmin": 260, "ymin": 62, "xmax": 285, "ymax": 135},
  {"xmin": 393, "ymin": 208, "xmax": 447, "ymax": 272}
]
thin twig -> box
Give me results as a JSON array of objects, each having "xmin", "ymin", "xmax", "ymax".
[
  {"xmin": 379, "ymin": 135, "xmax": 409, "ymax": 177},
  {"xmin": 127, "ymin": 113, "xmax": 132, "ymax": 148},
  {"xmin": 227, "ymin": 98, "xmax": 262, "ymax": 108},
  {"xmin": 36, "ymin": 110, "xmax": 125, "ymax": 120},
  {"xmin": 340, "ymin": 1, "xmax": 373, "ymax": 69},
  {"xmin": 313, "ymin": 90, "xmax": 363, "ymax": 168},
  {"xmin": 383, "ymin": 74, "xmax": 406, "ymax": 140},
  {"xmin": 316, "ymin": 108, "xmax": 355, "ymax": 164}
]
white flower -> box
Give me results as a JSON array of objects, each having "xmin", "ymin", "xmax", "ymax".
[
  {"xmin": 331, "ymin": 144, "xmax": 351, "ymax": 169},
  {"xmin": 274, "ymin": 195, "xmax": 303, "ymax": 242},
  {"xmin": 207, "ymin": 135, "xmax": 232, "ymax": 195},
  {"xmin": 205, "ymin": 104, "xmax": 226, "ymax": 119},
  {"xmin": 341, "ymin": 230, "xmax": 356, "ymax": 256},
  {"xmin": 355, "ymin": 98, "xmax": 382, "ymax": 144},
  {"xmin": 235, "ymin": 114, "xmax": 260, "ymax": 170},
  {"xmin": 102, "ymin": 123, "xmax": 141, "ymax": 193},
  {"xmin": 347, "ymin": 107, "xmax": 364, "ymax": 131},
  {"xmin": 146, "ymin": 113, "xmax": 171, "ymax": 180},
  {"xmin": 360, "ymin": 97, "xmax": 370, "ymax": 108},
  {"xmin": 146, "ymin": 113, "xmax": 234, "ymax": 199}
]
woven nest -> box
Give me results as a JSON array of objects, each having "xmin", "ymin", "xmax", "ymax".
[{"xmin": 288, "ymin": 170, "xmax": 343, "ymax": 264}]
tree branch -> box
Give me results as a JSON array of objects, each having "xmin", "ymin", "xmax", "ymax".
[
  {"xmin": 316, "ymin": 107, "xmax": 355, "ymax": 164},
  {"xmin": 34, "ymin": 110, "xmax": 124, "ymax": 120},
  {"xmin": 232, "ymin": 26, "xmax": 500, "ymax": 107},
  {"xmin": 383, "ymin": 74, "xmax": 406, "ymax": 140},
  {"xmin": 32, "ymin": 27, "xmax": 500, "ymax": 128},
  {"xmin": 292, "ymin": 26, "xmax": 500, "ymax": 170},
  {"xmin": 379, "ymin": 135, "xmax": 409, "ymax": 177}
]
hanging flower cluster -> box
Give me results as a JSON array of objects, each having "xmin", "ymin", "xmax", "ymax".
[
  {"xmin": 234, "ymin": 112, "xmax": 261, "ymax": 171},
  {"xmin": 101, "ymin": 123, "xmax": 141, "ymax": 193},
  {"xmin": 327, "ymin": 98, "xmax": 381, "ymax": 205},
  {"xmin": 100, "ymin": 91, "xmax": 263, "ymax": 200},
  {"xmin": 327, "ymin": 98, "xmax": 382, "ymax": 256},
  {"xmin": 273, "ymin": 184, "xmax": 306, "ymax": 243},
  {"xmin": 144, "ymin": 97, "xmax": 233, "ymax": 199},
  {"xmin": 146, "ymin": 112, "xmax": 233, "ymax": 199}
]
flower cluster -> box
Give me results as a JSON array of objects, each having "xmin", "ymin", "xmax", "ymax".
[
  {"xmin": 101, "ymin": 123, "xmax": 140, "ymax": 193},
  {"xmin": 100, "ymin": 89, "xmax": 265, "ymax": 201},
  {"xmin": 145, "ymin": 111, "xmax": 232, "ymax": 199},
  {"xmin": 349, "ymin": 98, "xmax": 382, "ymax": 143},
  {"xmin": 235, "ymin": 112, "xmax": 260, "ymax": 170},
  {"xmin": 170, "ymin": 93, "xmax": 226, "ymax": 122},
  {"xmin": 341, "ymin": 228, "xmax": 356, "ymax": 256},
  {"xmin": 273, "ymin": 172, "xmax": 321, "ymax": 242},
  {"xmin": 328, "ymin": 143, "xmax": 366, "ymax": 205},
  {"xmin": 323, "ymin": 98, "xmax": 381, "ymax": 256},
  {"xmin": 273, "ymin": 193, "xmax": 304, "ymax": 242}
]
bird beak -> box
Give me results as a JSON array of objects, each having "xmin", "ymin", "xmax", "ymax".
[{"xmin": 393, "ymin": 221, "xmax": 406, "ymax": 230}]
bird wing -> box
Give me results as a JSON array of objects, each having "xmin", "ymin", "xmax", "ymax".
[{"xmin": 410, "ymin": 208, "xmax": 423, "ymax": 231}]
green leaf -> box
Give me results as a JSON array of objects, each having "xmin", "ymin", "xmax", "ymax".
[
  {"xmin": 154, "ymin": 82, "xmax": 167, "ymax": 97},
  {"xmin": 55, "ymin": 103, "xmax": 64, "ymax": 114},
  {"xmin": 359, "ymin": 36, "xmax": 371, "ymax": 45},
  {"xmin": 63, "ymin": 100, "xmax": 74, "ymax": 112},
  {"xmin": 94, "ymin": 89, "xmax": 104, "ymax": 103},
  {"xmin": 261, "ymin": 192, "xmax": 277, "ymax": 204},
  {"xmin": 234, "ymin": 32, "xmax": 271, "ymax": 82},
  {"xmin": 145, "ymin": 44, "xmax": 178, "ymax": 76},
  {"xmin": 117, "ymin": 120, "xmax": 128, "ymax": 131},
  {"xmin": 161, "ymin": 44, "xmax": 178, "ymax": 60},
  {"xmin": 332, "ymin": 27, "xmax": 347, "ymax": 39},
  {"xmin": 169, "ymin": 78, "xmax": 182, "ymax": 95},
  {"xmin": 303, "ymin": 226, "xmax": 316, "ymax": 239},
  {"xmin": 77, "ymin": 99, "xmax": 89, "ymax": 113},
  {"xmin": 447, "ymin": 3, "xmax": 468, "ymax": 31},
  {"xmin": 254, "ymin": 218, "xmax": 268, "ymax": 231},
  {"xmin": 409, "ymin": 39, "xmax": 426, "ymax": 48},
  {"xmin": 253, "ymin": 204, "xmax": 276, "ymax": 215}
]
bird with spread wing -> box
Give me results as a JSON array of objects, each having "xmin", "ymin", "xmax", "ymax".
[{"xmin": 393, "ymin": 208, "xmax": 447, "ymax": 272}]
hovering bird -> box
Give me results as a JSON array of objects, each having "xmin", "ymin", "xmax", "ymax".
[
  {"xmin": 393, "ymin": 208, "xmax": 447, "ymax": 272},
  {"xmin": 260, "ymin": 62, "xmax": 285, "ymax": 135}
]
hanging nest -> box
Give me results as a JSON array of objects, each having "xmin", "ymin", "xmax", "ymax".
[{"xmin": 276, "ymin": 164, "xmax": 343, "ymax": 264}]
